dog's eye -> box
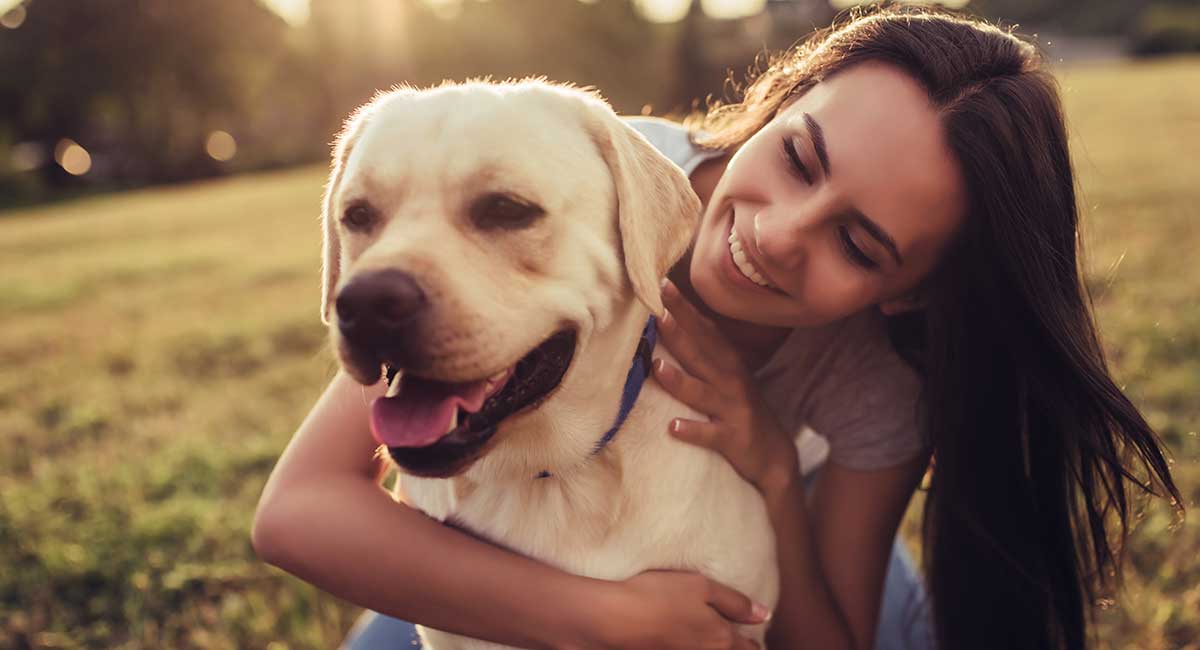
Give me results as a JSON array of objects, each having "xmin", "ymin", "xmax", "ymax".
[
  {"xmin": 470, "ymin": 193, "xmax": 545, "ymax": 230},
  {"xmin": 342, "ymin": 203, "xmax": 376, "ymax": 231}
]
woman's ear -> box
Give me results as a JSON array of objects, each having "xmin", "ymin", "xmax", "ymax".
[{"xmin": 879, "ymin": 291, "xmax": 926, "ymax": 316}]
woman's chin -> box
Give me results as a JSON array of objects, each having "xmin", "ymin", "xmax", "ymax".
[{"xmin": 690, "ymin": 257, "xmax": 767, "ymax": 322}]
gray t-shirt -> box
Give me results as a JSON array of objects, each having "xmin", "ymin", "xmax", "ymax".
[{"xmin": 627, "ymin": 116, "xmax": 928, "ymax": 471}]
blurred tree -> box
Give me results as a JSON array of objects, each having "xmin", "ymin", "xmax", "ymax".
[
  {"xmin": 5, "ymin": 0, "xmax": 1167, "ymax": 207},
  {"xmin": 0, "ymin": 0, "xmax": 316, "ymax": 193}
]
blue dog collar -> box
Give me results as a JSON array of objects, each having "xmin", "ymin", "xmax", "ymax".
[{"xmin": 534, "ymin": 316, "xmax": 657, "ymax": 479}]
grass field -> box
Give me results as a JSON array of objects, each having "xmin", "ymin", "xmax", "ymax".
[{"xmin": 2, "ymin": 56, "xmax": 1198, "ymax": 649}]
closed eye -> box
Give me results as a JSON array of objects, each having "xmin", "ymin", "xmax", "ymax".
[
  {"xmin": 781, "ymin": 138, "xmax": 813, "ymax": 185},
  {"xmin": 838, "ymin": 225, "xmax": 879, "ymax": 270}
]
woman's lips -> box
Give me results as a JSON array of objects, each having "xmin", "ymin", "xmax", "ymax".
[{"xmin": 719, "ymin": 207, "xmax": 788, "ymax": 296}]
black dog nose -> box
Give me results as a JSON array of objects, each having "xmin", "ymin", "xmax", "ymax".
[{"xmin": 336, "ymin": 270, "xmax": 427, "ymax": 343}]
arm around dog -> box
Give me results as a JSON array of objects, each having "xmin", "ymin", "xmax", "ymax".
[
  {"xmin": 253, "ymin": 370, "xmax": 597, "ymax": 650},
  {"xmin": 252, "ymin": 370, "xmax": 766, "ymax": 650}
]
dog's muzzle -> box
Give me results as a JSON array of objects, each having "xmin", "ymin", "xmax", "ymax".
[
  {"xmin": 376, "ymin": 329, "xmax": 577, "ymax": 478},
  {"xmin": 335, "ymin": 268, "xmax": 430, "ymax": 380}
]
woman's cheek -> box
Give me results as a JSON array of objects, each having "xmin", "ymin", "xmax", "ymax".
[{"xmin": 807, "ymin": 256, "xmax": 872, "ymax": 322}]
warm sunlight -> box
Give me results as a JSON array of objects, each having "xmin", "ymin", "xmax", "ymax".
[
  {"xmin": 259, "ymin": 0, "xmax": 309, "ymax": 26},
  {"xmin": 701, "ymin": 0, "xmax": 766, "ymax": 20},
  {"xmin": 831, "ymin": 0, "xmax": 969, "ymax": 7},
  {"xmin": 54, "ymin": 138, "xmax": 91, "ymax": 176},
  {"xmin": 257, "ymin": 0, "xmax": 772, "ymax": 26}
]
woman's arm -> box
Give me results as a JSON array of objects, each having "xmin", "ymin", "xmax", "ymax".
[
  {"xmin": 652, "ymin": 281, "xmax": 928, "ymax": 650},
  {"xmin": 253, "ymin": 369, "xmax": 767, "ymax": 650},
  {"xmin": 760, "ymin": 456, "xmax": 927, "ymax": 650},
  {"xmin": 252, "ymin": 370, "xmax": 597, "ymax": 650}
]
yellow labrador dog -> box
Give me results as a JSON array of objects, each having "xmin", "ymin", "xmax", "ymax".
[{"xmin": 321, "ymin": 79, "xmax": 778, "ymax": 649}]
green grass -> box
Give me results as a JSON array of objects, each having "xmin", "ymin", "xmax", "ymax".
[{"xmin": 2, "ymin": 56, "xmax": 1198, "ymax": 649}]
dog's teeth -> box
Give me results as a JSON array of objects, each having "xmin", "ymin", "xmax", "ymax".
[
  {"xmin": 447, "ymin": 408, "xmax": 459, "ymax": 434},
  {"xmin": 489, "ymin": 369, "xmax": 508, "ymax": 383},
  {"xmin": 386, "ymin": 371, "xmax": 403, "ymax": 398}
]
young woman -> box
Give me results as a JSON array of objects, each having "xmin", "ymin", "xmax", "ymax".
[{"xmin": 253, "ymin": 6, "xmax": 1181, "ymax": 649}]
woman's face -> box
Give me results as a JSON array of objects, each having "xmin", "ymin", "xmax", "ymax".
[{"xmin": 690, "ymin": 61, "xmax": 968, "ymax": 328}]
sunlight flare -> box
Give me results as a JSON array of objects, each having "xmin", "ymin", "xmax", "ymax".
[
  {"xmin": 205, "ymin": 131, "xmax": 237, "ymax": 162},
  {"xmin": 54, "ymin": 139, "xmax": 91, "ymax": 176}
]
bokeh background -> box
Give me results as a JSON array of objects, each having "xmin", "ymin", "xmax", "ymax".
[{"xmin": 1, "ymin": 0, "xmax": 1197, "ymax": 648}]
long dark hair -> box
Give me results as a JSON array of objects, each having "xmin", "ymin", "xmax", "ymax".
[{"xmin": 688, "ymin": 4, "xmax": 1183, "ymax": 649}]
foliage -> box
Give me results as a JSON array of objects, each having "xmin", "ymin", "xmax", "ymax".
[
  {"xmin": 0, "ymin": 0, "xmax": 699, "ymax": 206},
  {"xmin": 1131, "ymin": 4, "xmax": 1200, "ymax": 56}
]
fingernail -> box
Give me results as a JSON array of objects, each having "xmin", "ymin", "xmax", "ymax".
[
  {"xmin": 752, "ymin": 602, "xmax": 772, "ymax": 622},
  {"xmin": 659, "ymin": 310, "xmax": 672, "ymax": 329},
  {"xmin": 653, "ymin": 358, "xmax": 665, "ymax": 374},
  {"xmin": 670, "ymin": 419, "xmax": 682, "ymax": 434}
]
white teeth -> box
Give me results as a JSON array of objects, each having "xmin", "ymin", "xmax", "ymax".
[
  {"xmin": 447, "ymin": 408, "xmax": 459, "ymax": 434},
  {"xmin": 485, "ymin": 368, "xmax": 510, "ymax": 394},
  {"xmin": 386, "ymin": 370, "xmax": 403, "ymax": 398},
  {"xmin": 727, "ymin": 229, "xmax": 773, "ymax": 288}
]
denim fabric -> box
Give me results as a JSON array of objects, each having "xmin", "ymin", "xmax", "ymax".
[{"xmin": 340, "ymin": 539, "xmax": 933, "ymax": 650}]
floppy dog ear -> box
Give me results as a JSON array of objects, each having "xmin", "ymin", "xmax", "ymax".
[
  {"xmin": 590, "ymin": 113, "xmax": 702, "ymax": 317},
  {"xmin": 320, "ymin": 105, "xmax": 373, "ymax": 325}
]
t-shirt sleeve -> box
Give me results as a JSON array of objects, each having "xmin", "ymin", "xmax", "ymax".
[
  {"xmin": 805, "ymin": 339, "xmax": 929, "ymax": 471},
  {"xmin": 622, "ymin": 116, "xmax": 695, "ymax": 170}
]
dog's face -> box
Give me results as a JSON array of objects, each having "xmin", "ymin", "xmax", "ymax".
[{"xmin": 321, "ymin": 81, "xmax": 699, "ymax": 477}]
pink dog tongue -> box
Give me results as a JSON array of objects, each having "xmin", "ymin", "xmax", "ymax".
[{"xmin": 371, "ymin": 376, "xmax": 493, "ymax": 448}]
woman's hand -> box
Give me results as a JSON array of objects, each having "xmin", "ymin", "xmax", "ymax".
[
  {"xmin": 652, "ymin": 280, "xmax": 801, "ymax": 497},
  {"xmin": 584, "ymin": 569, "xmax": 770, "ymax": 650}
]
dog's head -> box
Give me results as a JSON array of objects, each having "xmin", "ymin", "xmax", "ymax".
[{"xmin": 321, "ymin": 80, "xmax": 699, "ymax": 477}]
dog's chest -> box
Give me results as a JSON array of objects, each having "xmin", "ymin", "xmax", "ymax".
[
  {"xmin": 401, "ymin": 468, "xmax": 679, "ymax": 579},
  {"xmin": 395, "ymin": 431, "xmax": 780, "ymax": 650}
]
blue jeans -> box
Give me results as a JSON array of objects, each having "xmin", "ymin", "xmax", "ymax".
[{"xmin": 341, "ymin": 540, "xmax": 934, "ymax": 650}]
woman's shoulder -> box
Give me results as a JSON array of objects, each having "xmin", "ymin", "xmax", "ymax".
[
  {"xmin": 762, "ymin": 310, "xmax": 928, "ymax": 471},
  {"xmin": 622, "ymin": 116, "xmax": 721, "ymax": 176}
]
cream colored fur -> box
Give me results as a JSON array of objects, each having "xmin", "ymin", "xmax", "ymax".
[{"xmin": 322, "ymin": 79, "xmax": 779, "ymax": 649}]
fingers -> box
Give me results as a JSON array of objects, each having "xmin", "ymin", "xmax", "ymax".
[
  {"xmin": 660, "ymin": 279, "xmax": 715, "ymax": 336},
  {"xmin": 659, "ymin": 281, "xmax": 742, "ymax": 376},
  {"xmin": 656, "ymin": 310, "xmax": 730, "ymax": 388},
  {"xmin": 667, "ymin": 417, "xmax": 729, "ymax": 455},
  {"xmin": 735, "ymin": 637, "xmax": 763, "ymax": 650},
  {"xmin": 705, "ymin": 577, "xmax": 771, "ymax": 626},
  {"xmin": 653, "ymin": 358, "xmax": 722, "ymax": 417}
]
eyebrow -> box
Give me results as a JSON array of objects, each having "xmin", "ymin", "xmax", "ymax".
[
  {"xmin": 804, "ymin": 112, "xmax": 904, "ymax": 267},
  {"xmin": 803, "ymin": 113, "xmax": 831, "ymax": 177}
]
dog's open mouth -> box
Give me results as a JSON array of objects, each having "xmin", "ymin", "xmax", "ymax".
[{"xmin": 370, "ymin": 329, "xmax": 576, "ymax": 475}]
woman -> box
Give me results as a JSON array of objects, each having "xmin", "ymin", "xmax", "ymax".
[{"xmin": 253, "ymin": 5, "xmax": 1181, "ymax": 649}]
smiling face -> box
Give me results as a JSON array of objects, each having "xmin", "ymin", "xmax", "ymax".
[{"xmin": 690, "ymin": 61, "xmax": 969, "ymax": 328}]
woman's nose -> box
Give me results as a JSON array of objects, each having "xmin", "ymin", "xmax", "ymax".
[{"xmin": 753, "ymin": 208, "xmax": 809, "ymax": 272}]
